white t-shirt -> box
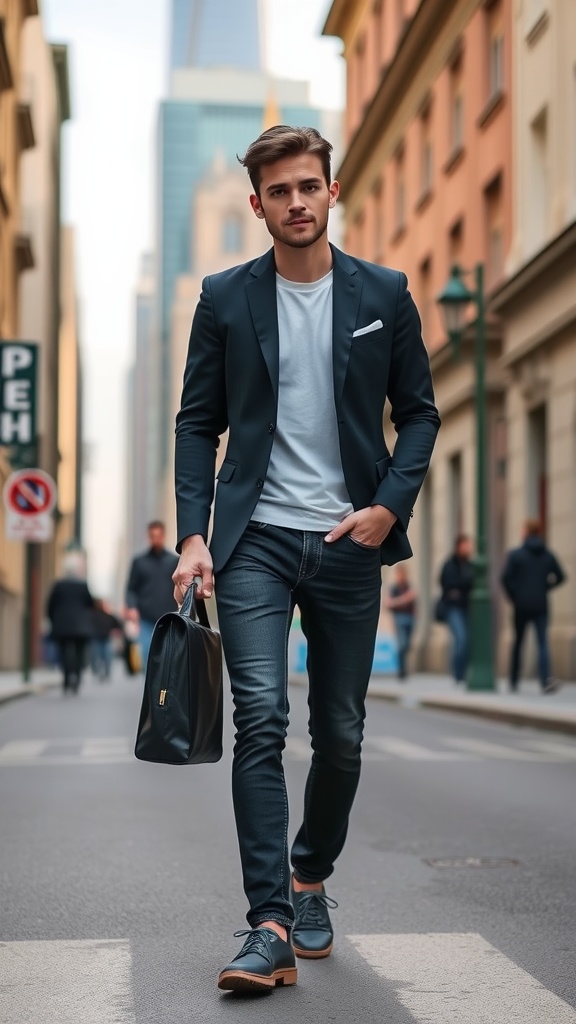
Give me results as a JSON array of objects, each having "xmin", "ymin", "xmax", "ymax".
[{"xmin": 251, "ymin": 270, "xmax": 354, "ymax": 531}]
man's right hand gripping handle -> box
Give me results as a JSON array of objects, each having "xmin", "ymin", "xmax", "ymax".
[{"xmin": 172, "ymin": 535, "xmax": 214, "ymax": 604}]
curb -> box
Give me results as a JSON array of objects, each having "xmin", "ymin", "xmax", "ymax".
[
  {"xmin": 0, "ymin": 678, "xmax": 61, "ymax": 707},
  {"xmin": 289, "ymin": 674, "xmax": 576, "ymax": 737}
]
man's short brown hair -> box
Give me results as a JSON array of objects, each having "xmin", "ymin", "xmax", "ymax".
[
  {"xmin": 238, "ymin": 125, "xmax": 333, "ymax": 197},
  {"xmin": 524, "ymin": 518, "xmax": 542, "ymax": 537}
]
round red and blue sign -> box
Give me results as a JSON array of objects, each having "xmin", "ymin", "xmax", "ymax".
[{"xmin": 4, "ymin": 469, "xmax": 57, "ymax": 517}]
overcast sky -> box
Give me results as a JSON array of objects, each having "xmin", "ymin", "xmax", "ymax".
[{"xmin": 41, "ymin": 0, "xmax": 344, "ymax": 596}]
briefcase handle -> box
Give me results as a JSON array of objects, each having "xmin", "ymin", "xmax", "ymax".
[{"xmin": 180, "ymin": 576, "xmax": 211, "ymax": 629}]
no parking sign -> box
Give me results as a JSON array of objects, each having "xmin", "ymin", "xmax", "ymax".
[{"xmin": 3, "ymin": 468, "xmax": 57, "ymax": 542}]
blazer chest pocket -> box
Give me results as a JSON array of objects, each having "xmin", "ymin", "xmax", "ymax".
[
  {"xmin": 217, "ymin": 459, "xmax": 237, "ymax": 483},
  {"xmin": 352, "ymin": 323, "xmax": 387, "ymax": 343}
]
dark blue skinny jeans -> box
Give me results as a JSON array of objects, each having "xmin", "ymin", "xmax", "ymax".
[
  {"xmin": 215, "ymin": 521, "xmax": 382, "ymax": 929},
  {"xmin": 445, "ymin": 605, "xmax": 469, "ymax": 683},
  {"xmin": 510, "ymin": 609, "xmax": 550, "ymax": 689}
]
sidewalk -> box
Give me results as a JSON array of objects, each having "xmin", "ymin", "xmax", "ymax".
[
  {"xmin": 368, "ymin": 673, "xmax": 576, "ymax": 735},
  {"xmin": 290, "ymin": 671, "xmax": 576, "ymax": 736},
  {"xmin": 0, "ymin": 668, "xmax": 61, "ymax": 706}
]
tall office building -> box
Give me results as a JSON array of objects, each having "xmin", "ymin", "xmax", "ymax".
[
  {"xmin": 169, "ymin": 0, "xmax": 261, "ymax": 73},
  {"xmin": 125, "ymin": 0, "xmax": 342, "ymax": 559}
]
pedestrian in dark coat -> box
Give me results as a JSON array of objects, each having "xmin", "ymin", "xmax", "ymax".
[
  {"xmin": 125, "ymin": 521, "xmax": 179, "ymax": 669},
  {"xmin": 439, "ymin": 535, "xmax": 474, "ymax": 683},
  {"xmin": 47, "ymin": 554, "xmax": 95, "ymax": 693},
  {"xmin": 501, "ymin": 520, "xmax": 566, "ymax": 693}
]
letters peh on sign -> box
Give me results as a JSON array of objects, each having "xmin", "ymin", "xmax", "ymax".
[{"xmin": 0, "ymin": 343, "xmax": 38, "ymax": 468}]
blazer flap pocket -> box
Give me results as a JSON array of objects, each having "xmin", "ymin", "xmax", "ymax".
[
  {"xmin": 376, "ymin": 455, "xmax": 392, "ymax": 480},
  {"xmin": 216, "ymin": 459, "xmax": 237, "ymax": 483}
]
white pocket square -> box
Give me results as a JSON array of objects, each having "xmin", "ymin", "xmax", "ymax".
[{"xmin": 352, "ymin": 319, "xmax": 383, "ymax": 338}]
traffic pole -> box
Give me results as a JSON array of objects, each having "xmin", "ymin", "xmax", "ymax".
[{"xmin": 22, "ymin": 542, "xmax": 33, "ymax": 683}]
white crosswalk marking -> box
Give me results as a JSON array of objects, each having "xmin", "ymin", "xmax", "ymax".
[
  {"xmin": 0, "ymin": 734, "xmax": 574, "ymax": 767},
  {"xmin": 0, "ymin": 737, "xmax": 133, "ymax": 766},
  {"xmin": 0, "ymin": 740, "xmax": 47, "ymax": 759},
  {"xmin": 443, "ymin": 737, "xmax": 552, "ymax": 760},
  {"xmin": 366, "ymin": 736, "xmax": 473, "ymax": 761},
  {"xmin": 80, "ymin": 738, "xmax": 131, "ymax": 758},
  {"xmin": 0, "ymin": 939, "xmax": 135, "ymax": 1024},
  {"xmin": 348, "ymin": 933, "xmax": 576, "ymax": 1023}
]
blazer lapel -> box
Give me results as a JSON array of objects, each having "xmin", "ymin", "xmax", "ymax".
[
  {"xmin": 246, "ymin": 249, "xmax": 279, "ymax": 405},
  {"xmin": 331, "ymin": 246, "xmax": 362, "ymax": 410}
]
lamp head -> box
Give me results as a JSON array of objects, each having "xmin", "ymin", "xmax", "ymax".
[{"xmin": 437, "ymin": 265, "xmax": 473, "ymax": 343}]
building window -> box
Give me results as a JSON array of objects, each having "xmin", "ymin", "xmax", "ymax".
[
  {"xmin": 419, "ymin": 103, "xmax": 433, "ymax": 199},
  {"xmin": 485, "ymin": 175, "xmax": 504, "ymax": 286},
  {"xmin": 486, "ymin": 1, "xmax": 504, "ymax": 100},
  {"xmin": 374, "ymin": 0, "xmax": 386, "ymax": 72},
  {"xmin": 449, "ymin": 59, "xmax": 464, "ymax": 156},
  {"xmin": 528, "ymin": 107, "xmax": 548, "ymax": 251},
  {"xmin": 223, "ymin": 212, "xmax": 243, "ymax": 253},
  {"xmin": 373, "ymin": 176, "xmax": 385, "ymax": 262},
  {"xmin": 449, "ymin": 217, "xmax": 464, "ymax": 267},
  {"xmin": 394, "ymin": 146, "xmax": 406, "ymax": 235},
  {"xmin": 448, "ymin": 451, "xmax": 463, "ymax": 545},
  {"xmin": 527, "ymin": 404, "xmax": 547, "ymax": 534},
  {"xmin": 419, "ymin": 257, "xmax": 433, "ymax": 341}
]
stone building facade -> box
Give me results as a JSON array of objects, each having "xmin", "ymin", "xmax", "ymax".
[
  {"xmin": 0, "ymin": 4, "xmax": 80, "ymax": 668},
  {"xmin": 325, "ymin": 0, "xmax": 576, "ymax": 678}
]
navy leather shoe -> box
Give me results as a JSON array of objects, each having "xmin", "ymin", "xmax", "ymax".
[
  {"xmin": 290, "ymin": 880, "xmax": 338, "ymax": 959},
  {"xmin": 217, "ymin": 928, "xmax": 297, "ymax": 992}
]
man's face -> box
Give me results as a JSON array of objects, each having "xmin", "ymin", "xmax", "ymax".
[
  {"xmin": 148, "ymin": 527, "xmax": 165, "ymax": 551},
  {"xmin": 457, "ymin": 538, "xmax": 473, "ymax": 560},
  {"xmin": 249, "ymin": 153, "xmax": 339, "ymax": 250}
]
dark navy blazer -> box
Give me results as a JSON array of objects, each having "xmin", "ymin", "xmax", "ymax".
[{"xmin": 175, "ymin": 245, "xmax": 441, "ymax": 573}]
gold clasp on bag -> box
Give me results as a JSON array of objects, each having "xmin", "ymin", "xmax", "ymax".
[{"xmin": 159, "ymin": 690, "xmax": 167, "ymax": 706}]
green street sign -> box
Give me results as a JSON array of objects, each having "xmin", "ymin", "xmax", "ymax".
[{"xmin": 0, "ymin": 342, "xmax": 38, "ymax": 470}]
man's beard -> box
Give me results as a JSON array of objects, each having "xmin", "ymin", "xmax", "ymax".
[{"xmin": 265, "ymin": 211, "xmax": 329, "ymax": 249}]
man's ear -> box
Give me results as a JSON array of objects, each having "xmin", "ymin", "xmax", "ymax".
[
  {"xmin": 249, "ymin": 194, "xmax": 265, "ymax": 220},
  {"xmin": 328, "ymin": 180, "xmax": 340, "ymax": 209}
]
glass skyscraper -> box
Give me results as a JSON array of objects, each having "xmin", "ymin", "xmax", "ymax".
[{"xmin": 170, "ymin": 0, "xmax": 261, "ymax": 73}]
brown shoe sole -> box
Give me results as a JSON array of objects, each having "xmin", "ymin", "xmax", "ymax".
[
  {"xmin": 293, "ymin": 942, "xmax": 333, "ymax": 960},
  {"xmin": 218, "ymin": 967, "xmax": 298, "ymax": 992}
]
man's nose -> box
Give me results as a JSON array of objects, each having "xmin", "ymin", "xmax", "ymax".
[{"xmin": 288, "ymin": 191, "xmax": 306, "ymax": 210}]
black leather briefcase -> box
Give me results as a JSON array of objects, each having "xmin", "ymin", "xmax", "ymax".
[{"xmin": 134, "ymin": 580, "xmax": 223, "ymax": 765}]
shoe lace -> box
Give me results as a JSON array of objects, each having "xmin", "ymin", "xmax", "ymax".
[
  {"xmin": 232, "ymin": 929, "xmax": 273, "ymax": 964},
  {"xmin": 296, "ymin": 892, "xmax": 338, "ymax": 927}
]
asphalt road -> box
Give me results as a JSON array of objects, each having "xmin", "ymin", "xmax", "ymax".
[{"xmin": 1, "ymin": 663, "xmax": 575, "ymax": 1023}]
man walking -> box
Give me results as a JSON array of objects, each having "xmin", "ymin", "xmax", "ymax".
[
  {"xmin": 501, "ymin": 519, "xmax": 566, "ymax": 693},
  {"xmin": 439, "ymin": 534, "xmax": 475, "ymax": 683},
  {"xmin": 125, "ymin": 521, "xmax": 179, "ymax": 668},
  {"xmin": 172, "ymin": 125, "xmax": 440, "ymax": 992}
]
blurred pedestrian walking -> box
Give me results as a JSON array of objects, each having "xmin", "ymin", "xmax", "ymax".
[
  {"xmin": 501, "ymin": 519, "xmax": 566, "ymax": 693},
  {"xmin": 46, "ymin": 553, "xmax": 95, "ymax": 694},
  {"xmin": 172, "ymin": 124, "xmax": 440, "ymax": 992},
  {"xmin": 386, "ymin": 565, "xmax": 417, "ymax": 679},
  {"xmin": 91, "ymin": 600, "xmax": 122, "ymax": 681},
  {"xmin": 439, "ymin": 535, "xmax": 474, "ymax": 683},
  {"xmin": 125, "ymin": 521, "xmax": 179, "ymax": 669}
]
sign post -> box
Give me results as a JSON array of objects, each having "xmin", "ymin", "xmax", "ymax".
[
  {"xmin": 0, "ymin": 343, "xmax": 43, "ymax": 683},
  {"xmin": 3, "ymin": 469, "xmax": 57, "ymax": 682}
]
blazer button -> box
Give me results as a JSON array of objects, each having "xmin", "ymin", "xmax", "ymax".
[
  {"xmin": 257, "ymin": 478, "xmax": 264, "ymax": 489},
  {"xmin": 268, "ymin": 423, "xmax": 275, "ymax": 433}
]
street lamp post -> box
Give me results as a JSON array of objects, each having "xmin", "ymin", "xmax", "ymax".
[{"xmin": 437, "ymin": 264, "xmax": 495, "ymax": 691}]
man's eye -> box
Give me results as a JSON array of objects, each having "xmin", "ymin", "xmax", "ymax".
[
  {"xmin": 271, "ymin": 189, "xmax": 285, "ymax": 197},
  {"xmin": 304, "ymin": 185, "xmax": 319, "ymax": 192}
]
